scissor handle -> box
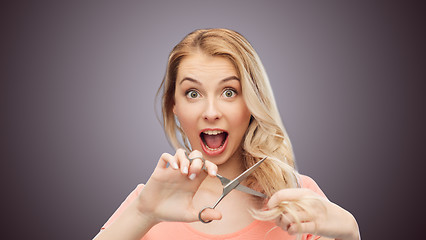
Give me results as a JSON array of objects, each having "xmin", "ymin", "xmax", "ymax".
[
  {"xmin": 184, "ymin": 152, "xmax": 207, "ymax": 171},
  {"xmin": 198, "ymin": 192, "xmax": 227, "ymax": 223},
  {"xmin": 198, "ymin": 207, "xmax": 214, "ymax": 223}
]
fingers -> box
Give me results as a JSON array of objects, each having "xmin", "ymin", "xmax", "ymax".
[
  {"xmin": 187, "ymin": 150, "xmax": 206, "ymax": 180},
  {"xmin": 204, "ymin": 160, "xmax": 218, "ymax": 177},
  {"xmin": 157, "ymin": 152, "xmax": 175, "ymax": 169},
  {"xmin": 280, "ymin": 211, "xmax": 312, "ymax": 225},
  {"xmin": 276, "ymin": 211, "xmax": 312, "ymax": 232},
  {"xmin": 187, "ymin": 150, "xmax": 218, "ymax": 179},
  {"xmin": 267, "ymin": 189, "xmax": 328, "ymax": 236},
  {"xmin": 176, "ymin": 148, "xmax": 190, "ymax": 175},
  {"xmin": 287, "ymin": 221, "xmax": 316, "ymax": 236},
  {"xmin": 267, "ymin": 188, "xmax": 314, "ymax": 209},
  {"xmin": 156, "ymin": 149, "xmax": 189, "ymax": 172},
  {"xmin": 158, "ymin": 149, "xmax": 218, "ymax": 181}
]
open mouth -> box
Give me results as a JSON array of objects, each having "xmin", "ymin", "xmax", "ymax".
[{"xmin": 200, "ymin": 130, "xmax": 228, "ymax": 154}]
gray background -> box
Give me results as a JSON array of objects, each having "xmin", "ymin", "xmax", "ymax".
[{"xmin": 3, "ymin": 1, "xmax": 425, "ymax": 239}]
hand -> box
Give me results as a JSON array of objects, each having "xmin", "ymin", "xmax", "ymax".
[
  {"xmin": 135, "ymin": 149, "xmax": 222, "ymax": 224},
  {"xmin": 268, "ymin": 189, "xmax": 360, "ymax": 240}
]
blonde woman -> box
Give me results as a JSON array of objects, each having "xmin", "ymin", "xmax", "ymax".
[{"xmin": 94, "ymin": 28, "xmax": 360, "ymax": 240}]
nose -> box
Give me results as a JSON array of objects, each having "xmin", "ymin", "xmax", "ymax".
[{"xmin": 202, "ymin": 98, "xmax": 222, "ymax": 121}]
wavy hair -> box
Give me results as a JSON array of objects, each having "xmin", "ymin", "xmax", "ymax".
[{"xmin": 158, "ymin": 28, "xmax": 317, "ymax": 237}]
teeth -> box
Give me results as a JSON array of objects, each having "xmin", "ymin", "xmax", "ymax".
[
  {"xmin": 201, "ymin": 130, "xmax": 226, "ymax": 151},
  {"xmin": 203, "ymin": 130, "xmax": 223, "ymax": 135},
  {"xmin": 206, "ymin": 145, "xmax": 221, "ymax": 151}
]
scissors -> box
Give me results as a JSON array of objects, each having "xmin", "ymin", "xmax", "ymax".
[{"xmin": 185, "ymin": 152, "xmax": 268, "ymax": 223}]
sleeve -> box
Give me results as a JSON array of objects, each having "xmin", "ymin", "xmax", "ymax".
[
  {"xmin": 101, "ymin": 184, "xmax": 145, "ymax": 230},
  {"xmin": 299, "ymin": 174, "xmax": 327, "ymax": 198},
  {"xmin": 299, "ymin": 175, "xmax": 327, "ymax": 240}
]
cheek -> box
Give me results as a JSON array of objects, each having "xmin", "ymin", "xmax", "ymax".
[
  {"xmin": 178, "ymin": 115, "xmax": 193, "ymax": 128},
  {"xmin": 174, "ymin": 104, "xmax": 197, "ymax": 133},
  {"xmin": 229, "ymin": 105, "xmax": 251, "ymax": 130}
]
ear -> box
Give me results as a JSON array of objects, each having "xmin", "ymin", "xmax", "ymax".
[{"xmin": 173, "ymin": 105, "xmax": 177, "ymax": 115}]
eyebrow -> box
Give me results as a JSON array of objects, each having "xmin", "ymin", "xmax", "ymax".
[{"xmin": 179, "ymin": 76, "xmax": 240, "ymax": 85}]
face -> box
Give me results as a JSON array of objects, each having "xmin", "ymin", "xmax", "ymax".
[{"xmin": 173, "ymin": 52, "xmax": 251, "ymax": 165}]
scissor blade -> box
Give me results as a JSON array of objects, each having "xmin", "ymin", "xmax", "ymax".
[
  {"xmin": 235, "ymin": 184, "xmax": 267, "ymax": 198},
  {"xmin": 223, "ymin": 157, "xmax": 267, "ymax": 196},
  {"xmin": 215, "ymin": 173, "xmax": 231, "ymax": 186},
  {"xmin": 234, "ymin": 156, "xmax": 267, "ymax": 184},
  {"xmin": 216, "ymin": 173, "xmax": 266, "ymax": 198}
]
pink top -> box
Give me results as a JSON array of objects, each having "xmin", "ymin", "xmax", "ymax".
[{"xmin": 102, "ymin": 175, "xmax": 326, "ymax": 240}]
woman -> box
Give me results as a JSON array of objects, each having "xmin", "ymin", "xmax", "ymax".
[{"xmin": 94, "ymin": 28, "xmax": 360, "ymax": 240}]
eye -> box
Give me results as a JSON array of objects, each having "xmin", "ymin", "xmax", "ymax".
[
  {"xmin": 222, "ymin": 89, "xmax": 237, "ymax": 98},
  {"xmin": 186, "ymin": 90, "xmax": 200, "ymax": 99}
]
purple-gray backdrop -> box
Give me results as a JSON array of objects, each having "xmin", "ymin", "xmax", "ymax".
[{"xmin": 3, "ymin": 1, "xmax": 425, "ymax": 239}]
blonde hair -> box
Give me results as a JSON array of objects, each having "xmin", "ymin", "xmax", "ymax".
[{"xmin": 158, "ymin": 28, "xmax": 318, "ymax": 237}]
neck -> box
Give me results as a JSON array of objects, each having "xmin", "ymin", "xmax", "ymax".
[
  {"xmin": 200, "ymin": 148, "xmax": 245, "ymax": 192},
  {"xmin": 218, "ymin": 148, "xmax": 245, "ymax": 178}
]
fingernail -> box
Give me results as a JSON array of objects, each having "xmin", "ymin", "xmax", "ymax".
[
  {"xmin": 172, "ymin": 163, "xmax": 179, "ymax": 170},
  {"xmin": 182, "ymin": 166, "xmax": 188, "ymax": 174},
  {"xmin": 189, "ymin": 173, "xmax": 196, "ymax": 180},
  {"xmin": 211, "ymin": 170, "xmax": 217, "ymax": 176}
]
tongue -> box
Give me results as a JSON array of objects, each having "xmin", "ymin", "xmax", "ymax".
[{"xmin": 204, "ymin": 133, "xmax": 226, "ymax": 149}]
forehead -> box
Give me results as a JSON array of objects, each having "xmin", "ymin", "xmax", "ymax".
[{"xmin": 177, "ymin": 53, "xmax": 238, "ymax": 80}]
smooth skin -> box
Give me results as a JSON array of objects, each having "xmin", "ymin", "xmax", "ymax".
[{"xmin": 94, "ymin": 53, "xmax": 360, "ymax": 240}]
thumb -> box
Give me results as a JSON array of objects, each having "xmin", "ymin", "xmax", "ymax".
[
  {"xmin": 198, "ymin": 207, "xmax": 222, "ymax": 223},
  {"xmin": 189, "ymin": 169, "xmax": 209, "ymax": 187}
]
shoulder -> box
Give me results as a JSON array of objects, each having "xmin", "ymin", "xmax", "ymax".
[
  {"xmin": 120, "ymin": 183, "xmax": 145, "ymax": 203},
  {"xmin": 101, "ymin": 184, "xmax": 145, "ymax": 230},
  {"xmin": 298, "ymin": 174, "xmax": 327, "ymax": 198},
  {"xmin": 134, "ymin": 183, "xmax": 145, "ymax": 195}
]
